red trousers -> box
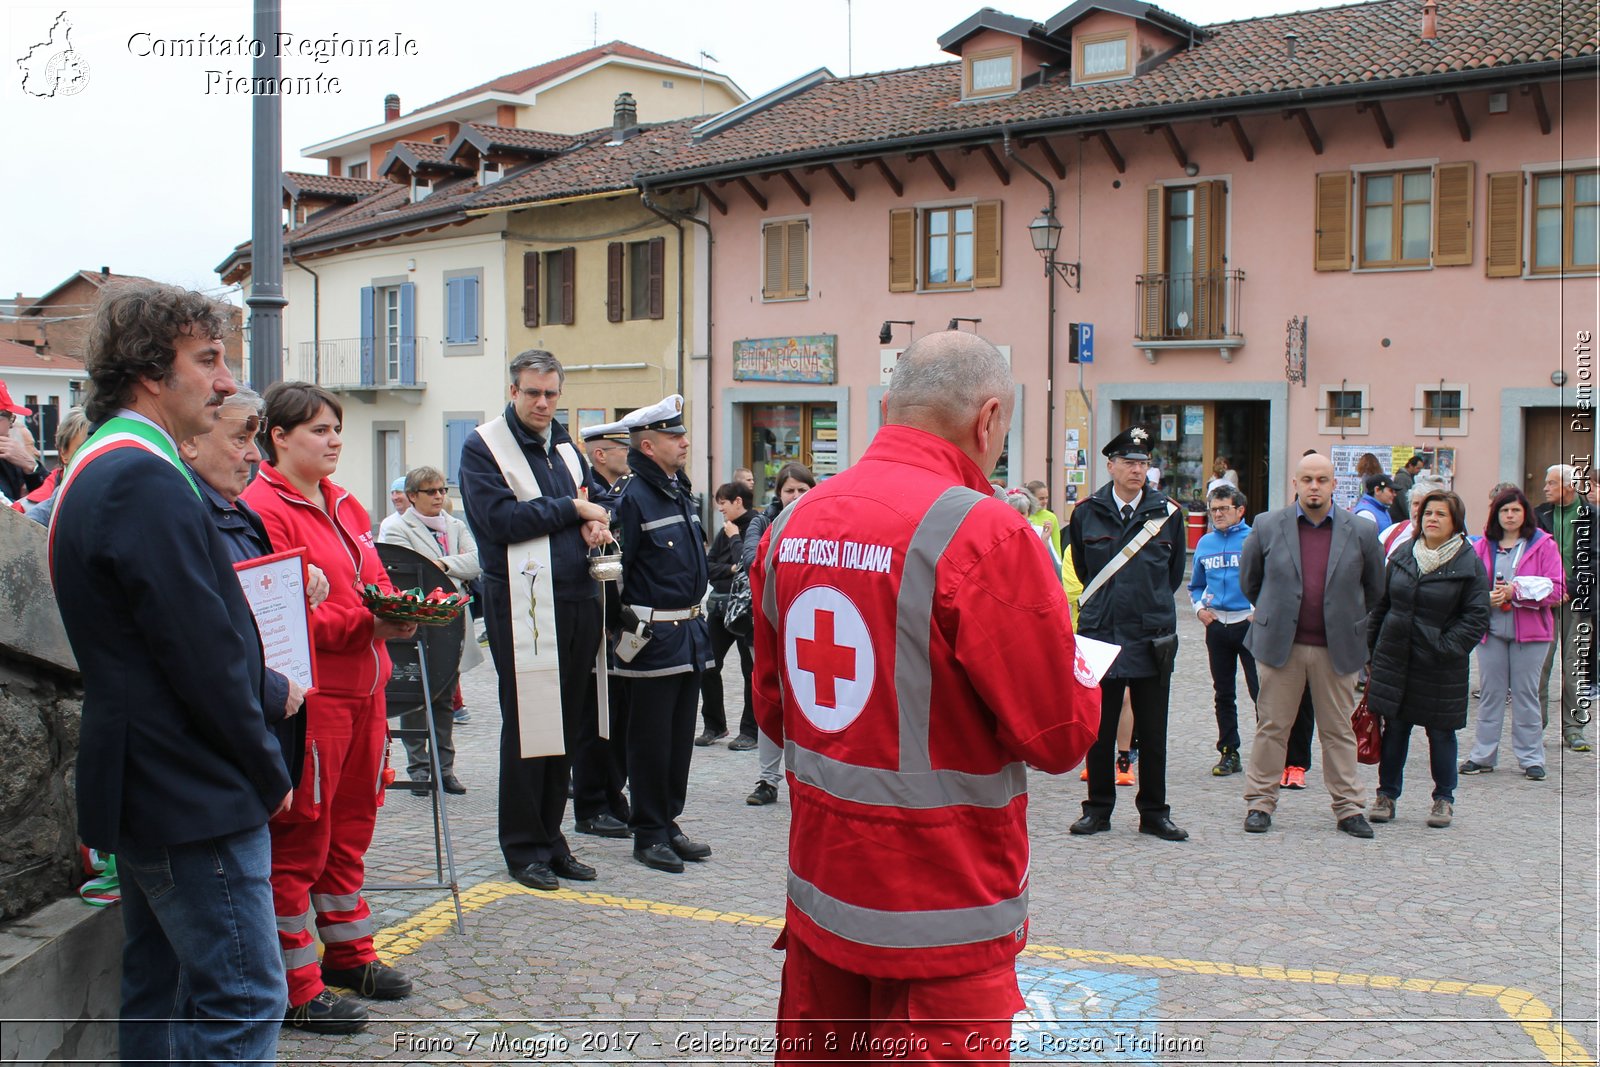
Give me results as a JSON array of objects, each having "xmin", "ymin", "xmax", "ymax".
[
  {"xmin": 270, "ymin": 689, "xmax": 387, "ymax": 1006},
  {"xmin": 775, "ymin": 933, "xmax": 1024, "ymax": 1064}
]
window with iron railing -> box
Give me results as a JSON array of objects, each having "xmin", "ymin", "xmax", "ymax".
[{"xmin": 1137, "ymin": 181, "xmax": 1242, "ymax": 342}]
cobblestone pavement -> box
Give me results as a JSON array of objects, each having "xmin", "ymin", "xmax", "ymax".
[{"xmin": 282, "ymin": 596, "xmax": 1599, "ymax": 1065}]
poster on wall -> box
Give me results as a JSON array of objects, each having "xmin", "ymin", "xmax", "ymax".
[
  {"xmin": 1183, "ymin": 405, "xmax": 1205, "ymax": 436},
  {"xmin": 734, "ymin": 335, "xmax": 837, "ymax": 383},
  {"xmin": 1160, "ymin": 414, "xmax": 1179, "ymax": 441},
  {"xmin": 1329, "ymin": 444, "xmax": 1393, "ymax": 512}
]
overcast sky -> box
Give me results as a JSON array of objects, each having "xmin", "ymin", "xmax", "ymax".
[{"xmin": 2, "ymin": 0, "xmax": 1367, "ymax": 300}]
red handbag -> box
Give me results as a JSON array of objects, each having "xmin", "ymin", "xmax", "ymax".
[{"xmin": 1352, "ymin": 695, "xmax": 1383, "ymax": 765}]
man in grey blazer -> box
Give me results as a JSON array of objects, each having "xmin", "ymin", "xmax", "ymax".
[{"xmin": 1239, "ymin": 453, "xmax": 1386, "ymax": 837}]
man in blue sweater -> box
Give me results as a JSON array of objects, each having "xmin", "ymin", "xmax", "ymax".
[
  {"xmin": 1352, "ymin": 474, "xmax": 1397, "ymax": 526},
  {"xmin": 1189, "ymin": 484, "xmax": 1259, "ymax": 776}
]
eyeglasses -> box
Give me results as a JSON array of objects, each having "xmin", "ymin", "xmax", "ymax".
[
  {"xmin": 414, "ymin": 487, "xmax": 448, "ymax": 496},
  {"xmin": 1208, "ymin": 505, "xmax": 1239, "ymax": 515},
  {"xmin": 218, "ymin": 414, "xmax": 261, "ymax": 434},
  {"xmin": 515, "ymin": 387, "xmax": 561, "ymax": 401}
]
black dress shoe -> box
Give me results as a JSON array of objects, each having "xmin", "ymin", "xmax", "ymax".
[
  {"xmin": 1243, "ymin": 810, "xmax": 1272, "ymax": 833},
  {"xmin": 321, "ymin": 960, "xmax": 413, "ymax": 1000},
  {"xmin": 575, "ymin": 813, "xmax": 631, "ymax": 838},
  {"xmin": 727, "ymin": 734, "xmax": 758, "ymax": 751},
  {"xmin": 441, "ymin": 774, "xmax": 466, "ymax": 795},
  {"xmin": 284, "ymin": 988, "xmax": 367, "ymax": 1033},
  {"xmin": 694, "ymin": 729, "xmax": 728, "ymax": 747},
  {"xmin": 634, "ymin": 842, "xmax": 684, "ymax": 873},
  {"xmin": 1069, "ymin": 813, "xmax": 1111, "ymax": 835},
  {"xmin": 1138, "ymin": 816, "xmax": 1189, "ymax": 841},
  {"xmin": 510, "ymin": 861, "xmax": 559, "ymax": 891},
  {"xmin": 668, "ymin": 834, "xmax": 712, "ymax": 861},
  {"xmin": 1337, "ymin": 814, "xmax": 1375, "ymax": 839},
  {"xmin": 549, "ymin": 854, "xmax": 596, "ymax": 881}
]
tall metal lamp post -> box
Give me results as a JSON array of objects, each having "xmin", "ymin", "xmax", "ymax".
[{"xmin": 248, "ymin": 0, "xmax": 287, "ymax": 392}]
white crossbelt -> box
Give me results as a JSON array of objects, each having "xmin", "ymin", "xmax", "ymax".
[{"xmin": 626, "ymin": 604, "xmax": 703, "ymax": 622}]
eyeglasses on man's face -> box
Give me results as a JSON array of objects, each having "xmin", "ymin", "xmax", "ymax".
[
  {"xmin": 515, "ymin": 387, "xmax": 561, "ymax": 401},
  {"xmin": 1209, "ymin": 504, "xmax": 1239, "ymax": 515},
  {"xmin": 218, "ymin": 414, "xmax": 261, "ymax": 434}
]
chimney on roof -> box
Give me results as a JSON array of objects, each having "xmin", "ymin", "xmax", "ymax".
[
  {"xmin": 612, "ymin": 92, "xmax": 638, "ymax": 143},
  {"xmin": 1282, "ymin": 31, "xmax": 1299, "ymax": 59},
  {"xmin": 384, "ymin": 93, "xmax": 400, "ymax": 122},
  {"xmin": 100, "ymin": 266, "xmax": 109, "ymax": 277},
  {"xmin": 1421, "ymin": 0, "xmax": 1438, "ymax": 40}
]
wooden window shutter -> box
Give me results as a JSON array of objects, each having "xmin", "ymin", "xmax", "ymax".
[
  {"xmin": 560, "ymin": 247, "xmax": 575, "ymax": 325},
  {"xmin": 1433, "ymin": 162, "xmax": 1475, "ymax": 266},
  {"xmin": 522, "ymin": 252, "xmax": 539, "ymax": 328},
  {"xmin": 888, "ymin": 209, "xmax": 916, "ymax": 292},
  {"xmin": 1314, "ymin": 171, "xmax": 1352, "ymax": 271},
  {"xmin": 647, "ymin": 236, "xmax": 665, "ymax": 320},
  {"xmin": 763, "ymin": 223, "xmax": 784, "ymax": 299},
  {"xmin": 784, "ymin": 220, "xmax": 808, "ymax": 298},
  {"xmin": 1485, "ymin": 171, "xmax": 1524, "ymax": 278},
  {"xmin": 1193, "ymin": 181, "xmax": 1227, "ymax": 335},
  {"xmin": 973, "ymin": 200, "xmax": 1002, "ymax": 288},
  {"xmin": 606, "ymin": 242, "xmax": 624, "ymax": 322},
  {"xmin": 1139, "ymin": 185, "xmax": 1166, "ymax": 338}
]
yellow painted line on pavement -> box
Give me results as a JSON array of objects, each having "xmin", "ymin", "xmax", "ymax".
[{"xmin": 372, "ymin": 881, "xmax": 1594, "ymax": 1067}]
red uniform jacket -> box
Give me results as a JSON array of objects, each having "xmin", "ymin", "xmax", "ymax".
[
  {"xmin": 241, "ymin": 464, "xmax": 396, "ymax": 699},
  {"xmin": 750, "ymin": 425, "xmax": 1100, "ymax": 980}
]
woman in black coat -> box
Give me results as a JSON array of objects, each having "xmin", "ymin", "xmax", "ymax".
[{"xmin": 1366, "ymin": 489, "xmax": 1490, "ymax": 829}]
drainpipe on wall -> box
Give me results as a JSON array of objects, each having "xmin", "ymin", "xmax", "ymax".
[
  {"xmin": 1003, "ymin": 129, "xmax": 1062, "ymax": 510},
  {"xmin": 285, "ymin": 239, "xmax": 320, "ymax": 383},
  {"xmin": 640, "ymin": 187, "xmax": 715, "ymax": 481}
]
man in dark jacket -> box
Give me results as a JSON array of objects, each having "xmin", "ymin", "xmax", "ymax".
[
  {"xmin": 51, "ymin": 281, "xmax": 292, "ymax": 1063},
  {"xmin": 1536, "ymin": 463, "xmax": 1597, "ymax": 750},
  {"xmin": 459, "ymin": 351, "xmax": 614, "ymax": 891},
  {"xmin": 577, "ymin": 419, "xmax": 633, "ymax": 836},
  {"xmin": 1068, "ymin": 426, "xmax": 1190, "ymax": 841},
  {"xmin": 614, "ymin": 394, "xmax": 715, "ymax": 873},
  {"xmin": 700, "ymin": 480, "xmax": 756, "ymax": 748}
]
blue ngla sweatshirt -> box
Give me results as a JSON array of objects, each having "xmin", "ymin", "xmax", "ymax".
[{"xmin": 1188, "ymin": 520, "xmax": 1254, "ymax": 616}]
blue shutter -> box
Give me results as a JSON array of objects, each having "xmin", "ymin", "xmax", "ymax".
[
  {"xmin": 399, "ymin": 282, "xmax": 416, "ymax": 384},
  {"xmin": 444, "ymin": 277, "xmax": 463, "ymax": 344},
  {"xmin": 445, "ymin": 417, "xmax": 477, "ymax": 485},
  {"xmin": 462, "ymin": 275, "xmax": 479, "ymax": 343},
  {"xmin": 359, "ymin": 286, "xmax": 375, "ymax": 385}
]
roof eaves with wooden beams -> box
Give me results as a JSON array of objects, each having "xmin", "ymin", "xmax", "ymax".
[
  {"xmin": 378, "ymin": 140, "xmax": 475, "ymax": 182},
  {"xmin": 641, "ymin": 0, "xmax": 1594, "ymax": 196},
  {"xmin": 445, "ymin": 123, "xmax": 577, "ymax": 168}
]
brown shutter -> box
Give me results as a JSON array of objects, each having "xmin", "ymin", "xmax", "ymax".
[
  {"xmin": 1433, "ymin": 162, "xmax": 1474, "ymax": 266},
  {"xmin": 1193, "ymin": 181, "xmax": 1225, "ymax": 336},
  {"xmin": 763, "ymin": 223, "xmax": 784, "ymax": 299},
  {"xmin": 647, "ymin": 236, "xmax": 665, "ymax": 320},
  {"xmin": 888, "ymin": 208, "xmax": 915, "ymax": 292},
  {"xmin": 785, "ymin": 220, "xmax": 808, "ymax": 298},
  {"xmin": 607, "ymin": 242, "xmax": 624, "ymax": 322},
  {"xmin": 560, "ymin": 247, "xmax": 575, "ymax": 325},
  {"xmin": 1314, "ymin": 171, "xmax": 1352, "ymax": 271},
  {"xmin": 522, "ymin": 251, "xmax": 539, "ymax": 328},
  {"xmin": 973, "ymin": 200, "xmax": 1002, "ymax": 288},
  {"xmin": 1485, "ymin": 171, "xmax": 1524, "ymax": 278},
  {"xmin": 1139, "ymin": 185, "xmax": 1166, "ymax": 338}
]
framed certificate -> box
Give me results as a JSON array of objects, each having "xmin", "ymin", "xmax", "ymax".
[{"xmin": 234, "ymin": 549, "xmax": 317, "ymax": 693}]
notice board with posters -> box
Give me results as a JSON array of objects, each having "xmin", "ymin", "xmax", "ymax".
[{"xmin": 1330, "ymin": 444, "xmax": 1455, "ymax": 512}]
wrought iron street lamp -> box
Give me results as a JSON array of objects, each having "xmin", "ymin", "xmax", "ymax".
[{"xmin": 1028, "ymin": 209, "xmax": 1082, "ymax": 291}]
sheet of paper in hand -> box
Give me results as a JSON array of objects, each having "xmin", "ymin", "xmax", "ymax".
[
  {"xmin": 1072, "ymin": 635, "xmax": 1122, "ymax": 688},
  {"xmin": 234, "ymin": 549, "xmax": 316, "ymax": 692}
]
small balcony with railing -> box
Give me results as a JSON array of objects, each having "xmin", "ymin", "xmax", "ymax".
[
  {"xmin": 1133, "ymin": 270, "xmax": 1245, "ymax": 362},
  {"xmin": 289, "ymin": 337, "xmax": 429, "ymax": 403}
]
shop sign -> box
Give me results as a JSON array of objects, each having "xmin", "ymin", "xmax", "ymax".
[{"xmin": 733, "ymin": 335, "xmax": 837, "ymax": 383}]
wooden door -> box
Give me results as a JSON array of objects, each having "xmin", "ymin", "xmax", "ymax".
[{"xmin": 1522, "ymin": 407, "xmax": 1586, "ymax": 501}]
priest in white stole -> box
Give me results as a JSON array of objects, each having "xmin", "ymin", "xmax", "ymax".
[{"xmin": 459, "ymin": 351, "xmax": 613, "ymax": 892}]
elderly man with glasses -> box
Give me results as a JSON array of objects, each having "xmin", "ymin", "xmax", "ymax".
[{"xmin": 1189, "ymin": 484, "xmax": 1260, "ymax": 776}]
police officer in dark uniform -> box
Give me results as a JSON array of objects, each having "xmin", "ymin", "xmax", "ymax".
[
  {"xmin": 613, "ymin": 395, "xmax": 715, "ymax": 873},
  {"xmin": 1067, "ymin": 426, "xmax": 1190, "ymax": 841},
  {"xmin": 575, "ymin": 419, "xmax": 634, "ymax": 838}
]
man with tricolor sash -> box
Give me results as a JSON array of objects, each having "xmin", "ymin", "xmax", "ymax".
[
  {"xmin": 459, "ymin": 350, "xmax": 614, "ymax": 892},
  {"xmin": 50, "ymin": 281, "xmax": 292, "ymax": 1064}
]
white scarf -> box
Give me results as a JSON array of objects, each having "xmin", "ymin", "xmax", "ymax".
[{"xmin": 1412, "ymin": 533, "xmax": 1465, "ymax": 575}]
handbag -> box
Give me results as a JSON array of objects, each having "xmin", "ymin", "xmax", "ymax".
[
  {"xmin": 724, "ymin": 569, "xmax": 754, "ymax": 637},
  {"xmin": 1351, "ymin": 694, "xmax": 1383, "ymax": 765}
]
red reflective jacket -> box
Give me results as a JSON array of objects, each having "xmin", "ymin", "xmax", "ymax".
[
  {"xmin": 242, "ymin": 464, "xmax": 395, "ymax": 698},
  {"xmin": 751, "ymin": 425, "xmax": 1100, "ymax": 980}
]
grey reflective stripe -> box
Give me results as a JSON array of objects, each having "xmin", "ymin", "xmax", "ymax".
[
  {"xmin": 282, "ymin": 943, "xmax": 320, "ymax": 970},
  {"xmin": 760, "ymin": 504, "xmax": 801, "ymax": 627},
  {"xmin": 787, "ymin": 740, "xmax": 1026, "ymax": 809},
  {"xmin": 640, "ymin": 515, "xmax": 685, "ymax": 531},
  {"xmin": 312, "ymin": 892, "xmax": 361, "ymax": 912},
  {"xmin": 318, "ymin": 918, "xmax": 374, "ymax": 943},
  {"xmin": 276, "ymin": 914, "xmax": 308, "ymax": 935},
  {"xmin": 895, "ymin": 486, "xmax": 987, "ymax": 774},
  {"xmin": 788, "ymin": 869, "xmax": 1027, "ymax": 949}
]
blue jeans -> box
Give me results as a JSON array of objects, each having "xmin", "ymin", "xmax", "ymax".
[
  {"xmin": 1376, "ymin": 720, "xmax": 1458, "ymax": 803},
  {"xmin": 116, "ymin": 824, "xmax": 285, "ymax": 1066}
]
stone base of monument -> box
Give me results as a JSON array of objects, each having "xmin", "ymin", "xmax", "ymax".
[{"xmin": 0, "ymin": 898, "xmax": 120, "ymax": 1064}]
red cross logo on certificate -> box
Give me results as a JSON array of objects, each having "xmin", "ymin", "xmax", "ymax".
[
  {"xmin": 796, "ymin": 610, "xmax": 856, "ymax": 709},
  {"xmin": 784, "ymin": 587, "xmax": 874, "ymax": 732},
  {"xmin": 257, "ymin": 573, "xmax": 273, "ymax": 592}
]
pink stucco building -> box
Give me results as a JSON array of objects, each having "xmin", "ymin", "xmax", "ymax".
[{"xmin": 645, "ymin": 0, "xmax": 1597, "ymax": 524}]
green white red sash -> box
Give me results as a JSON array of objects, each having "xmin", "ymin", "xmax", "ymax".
[{"xmin": 48, "ymin": 414, "xmax": 202, "ymax": 565}]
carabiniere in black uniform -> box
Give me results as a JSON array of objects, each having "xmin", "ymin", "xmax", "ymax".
[{"xmin": 613, "ymin": 403, "xmax": 715, "ymax": 873}]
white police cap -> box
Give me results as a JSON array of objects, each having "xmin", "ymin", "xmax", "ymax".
[
  {"xmin": 620, "ymin": 394, "xmax": 686, "ymax": 435},
  {"xmin": 580, "ymin": 419, "xmax": 630, "ymax": 444}
]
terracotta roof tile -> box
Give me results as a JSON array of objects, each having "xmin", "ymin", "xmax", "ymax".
[
  {"xmin": 471, "ymin": 119, "xmax": 702, "ymax": 208},
  {"xmin": 283, "ymin": 171, "xmax": 388, "ymax": 200},
  {"xmin": 417, "ymin": 41, "xmax": 702, "ymax": 113},
  {"xmin": 0, "ymin": 338, "xmax": 84, "ymax": 372},
  {"xmin": 459, "ymin": 123, "xmax": 578, "ymax": 155}
]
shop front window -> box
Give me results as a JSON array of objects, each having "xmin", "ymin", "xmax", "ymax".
[{"xmin": 745, "ymin": 401, "xmax": 838, "ymax": 506}]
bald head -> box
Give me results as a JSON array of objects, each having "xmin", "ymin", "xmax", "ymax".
[
  {"xmin": 882, "ymin": 331, "xmax": 1014, "ymax": 476},
  {"xmin": 1294, "ymin": 452, "xmax": 1336, "ymax": 517}
]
